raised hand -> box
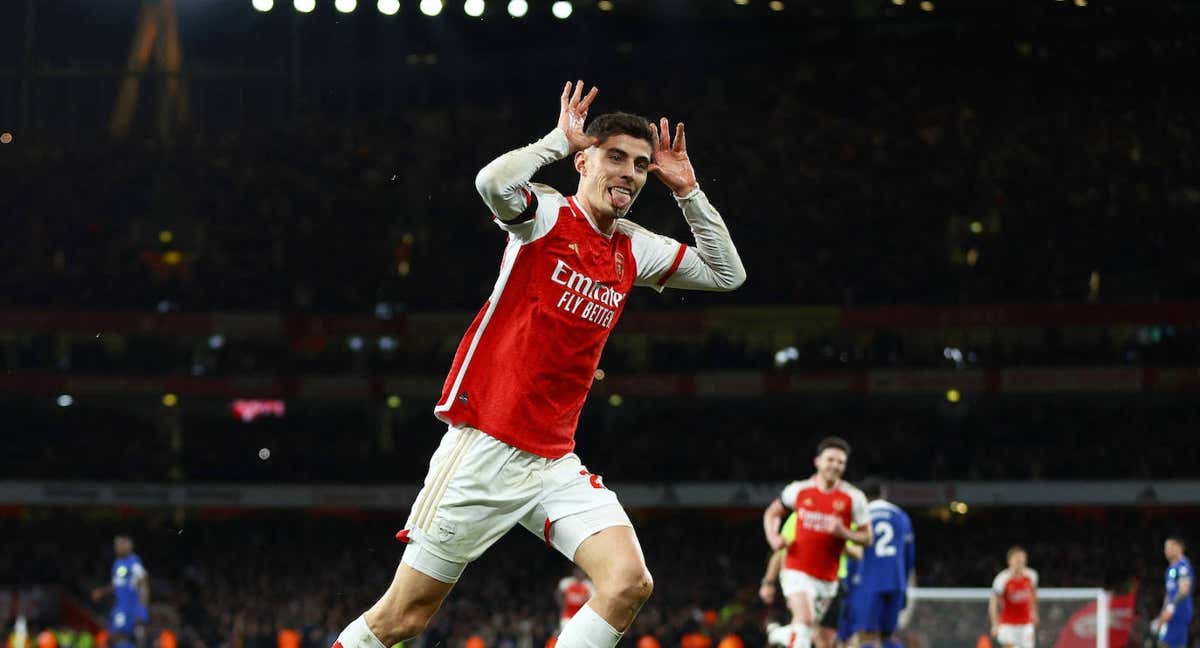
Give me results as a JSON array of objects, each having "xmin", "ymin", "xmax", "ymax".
[
  {"xmin": 558, "ymin": 80, "xmax": 599, "ymax": 153},
  {"xmin": 648, "ymin": 117, "xmax": 699, "ymax": 197}
]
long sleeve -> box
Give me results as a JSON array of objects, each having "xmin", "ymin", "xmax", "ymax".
[
  {"xmin": 661, "ymin": 187, "xmax": 747, "ymax": 291},
  {"xmin": 475, "ymin": 128, "xmax": 571, "ymax": 221}
]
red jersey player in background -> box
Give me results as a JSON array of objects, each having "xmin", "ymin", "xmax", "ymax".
[
  {"xmin": 333, "ymin": 80, "xmax": 745, "ymax": 648},
  {"xmin": 762, "ymin": 437, "xmax": 873, "ymax": 648},
  {"xmin": 990, "ymin": 546, "xmax": 1039, "ymax": 648},
  {"xmin": 557, "ymin": 567, "xmax": 597, "ymax": 635}
]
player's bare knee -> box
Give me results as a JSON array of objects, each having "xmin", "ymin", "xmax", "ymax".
[
  {"xmin": 617, "ymin": 566, "xmax": 654, "ymax": 606},
  {"xmin": 366, "ymin": 603, "xmax": 432, "ymax": 644},
  {"xmin": 597, "ymin": 564, "xmax": 653, "ymax": 607}
]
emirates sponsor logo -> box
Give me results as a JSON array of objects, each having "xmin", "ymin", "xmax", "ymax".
[
  {"xmin": 550, "ymin": 258, "xmax": 626, "ymax": 328},
  {"xmin": 799, "ymin": 509, "xmax": 840, "ymax": 533}
]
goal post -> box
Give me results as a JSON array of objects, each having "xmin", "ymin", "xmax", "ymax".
[{"xmin": 906, "ymin": 588, "xmax": 1111, "ymax": 648}]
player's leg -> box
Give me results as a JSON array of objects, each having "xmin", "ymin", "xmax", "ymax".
[
  {"xmin": 771, "ymin": 570, "xmax": 817, "ymax": 648},
  {"xmin": 851, "ymin": 588, "xmax": 882, "ymax": 648},
  {"xmin": 878, "ymin": 591, "xmax": 903, "ymax": 648},
  {"xmin": 346, "ymin": 562, "xmax": 456, "ymax": 647},
  {"xmin": 1158, "ymin": 614, "xmax": 1189, "ymax": 648},
  {"xmin": 570, "ymin": 524, "xmax": 654, "ymax": 637},
  {"xmin": 786, "ymin": 591, "xmax": 816, "ymax": 648},
  {"xmin": 339, "ymin": 426, "xmax": 538, "ymax": 648},
  {"xmin": 110, "ymin": 610, "xmax": 135, "ymax": 648},
  {"xmin": 524, "ymin": 455, "xmax": 649, "ymax": 648},
  {"xmin": 836, "ymin": 588, "xmax": 857, "ymax": 648},
  {"xmin": 815, "ymin": 588, "xmax": 843, "ymax": 648}
]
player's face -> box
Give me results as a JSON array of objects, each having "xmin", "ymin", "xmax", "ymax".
[
  {"xmin": 1165, "ymin": 540, "xmax": 1182, "ymax": 561},
  {"xmin": 813, "ymin": 448, "xmax": 847, "ymax": 484},
  {"xmin": 114, "ymin": 537, "xmax": 132, "ymax": 556},
  {"xmin": 574, "ymin": 134, "xmax": 653, "ymax": 221},
  {"xmin": 1008, "ymin": 550, "xmax": 1027, "ymax": 571}
]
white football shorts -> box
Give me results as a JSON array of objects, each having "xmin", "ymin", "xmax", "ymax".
[
  {"xmin": 398, "ymin": 425, "xmax": 632, "ymax": 583},
  {"xmin": 780, "ymin": 568, "xmax": 839, "ymax": 620},
  {"xmin": 997, "ymin": 623, "xmax": 1035, "ymax": 648}
]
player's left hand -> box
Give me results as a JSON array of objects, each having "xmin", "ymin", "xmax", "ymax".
[
  {"xmin": 648, "ymin": 117, "xmax": 699, "ymax": 198},
  {"xmin": 759, "ymin": 582, "xmax": 776, "ymax": 604}
]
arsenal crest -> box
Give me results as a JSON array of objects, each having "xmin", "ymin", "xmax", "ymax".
[
  {"xmin": 803, "ymin": 498, "xmax": 814, "ymax": 508},
  {"xmin": 833, "ymin": 500, "xmax": 846, "ymax": 512},
  {"xmin": 614, "ymin": 251, "xmax": 625, "ymax": 281}
]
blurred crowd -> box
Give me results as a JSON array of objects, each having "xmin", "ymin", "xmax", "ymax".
[
  {"xmin": 6, "ymin": 394, "xmax": 1199, "ymax": 483},
  {"xmin": 4, "ymin": 321, "xmax": 1199, "ymax": 377},
  {"xmin": 2, "ymin": 7, "xmax": 1198, "ymax": 314},
  {"xmin": 2, "ymin": 508, "xmax": 1193, "ymax": 648}
]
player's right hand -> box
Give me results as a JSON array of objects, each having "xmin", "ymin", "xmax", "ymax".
[
  {"xmin": 759, "ymin": 583, "xmax": 776, "ymax": 604},
  {"xmin": 559, "ymin": 80, "xmax": 599, "ymax": 153},
  {"xmin": 990, "ymin": 624, "xmax": 999, "ymax": 638}
]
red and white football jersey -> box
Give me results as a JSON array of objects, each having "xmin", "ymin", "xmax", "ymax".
[
  {"xmin": 780, "ymin": 478, "xmax": 870, "ymax": 582},
  {"xmin": 993, "ymin": 568, "xmax": 1038, "ymax": 625},
  {"xmin": 435, "ymin": 187, "xmax": 689, "ymax": 458},
  {"xmin": 558, "ymin": 576, "xmax": 595, "ymax": 621}
]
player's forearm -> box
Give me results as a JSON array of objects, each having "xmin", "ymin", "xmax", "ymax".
[
  {"xmin": 475, "ymin": 128, "xmax": 570, "ymax": 220},
  {"xmin": 764, "ymin": 550, "xmax": 784, "ymax": 583},
  {"xmin": 666, "ymin": 188, "xmax": 746, "ymax": 291},
  {"xmin": 763, "ymin": 507, "xmax": 783, "ymax": 543},
  {"xmin": 845, "ymin": 527, "xmax": 872, "ymax": 546}
]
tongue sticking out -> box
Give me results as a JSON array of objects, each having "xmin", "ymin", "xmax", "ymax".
[{"xmin": 609, "ymin": 188, "xmax": 632, "ymax": 210}]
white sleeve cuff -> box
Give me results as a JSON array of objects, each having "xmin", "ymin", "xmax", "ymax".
[{"xmin": 673, "ymin": 184, "xmax": 702, "ymax": 203}]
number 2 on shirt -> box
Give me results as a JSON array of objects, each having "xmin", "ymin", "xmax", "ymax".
[{"xmin": 874, "ymin": 520, "xmax": 897, "ymax": 557}]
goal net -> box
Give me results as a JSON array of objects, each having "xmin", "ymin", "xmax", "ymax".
[{"xmin": 904, "ymin": 588, "xmax": 1112, "ymax": 648}]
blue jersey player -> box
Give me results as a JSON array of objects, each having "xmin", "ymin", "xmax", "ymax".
[
  {"xmin": 850, "ymin": 480, "xmax": 915, "ymax": 648},
  {"xmin": 92, "ymin": 535, "xmax": 150, "ymax": 648},
  {"xmin": 1155, "ymin": 536, "xmax": 1192, "ymax": 648}
]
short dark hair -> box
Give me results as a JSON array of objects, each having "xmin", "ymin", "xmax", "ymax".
[
  {"xmin": 1007, "ymin": 545, "xmax": 1026, "ymax": 560},
  {"xmin": 1167, "ymin": 536, "xmax": 1187, "ymax": 550},
  {"xmin": 816, "ymin": 436, "xmax": 851, "ymax": 457},
  {"xmin": 861, "ymin": 477, "xmax": 884, "ymax": 500},
  {"xmin": 585, "ymin": 112, "xmax": 655, "ymax": 149}
]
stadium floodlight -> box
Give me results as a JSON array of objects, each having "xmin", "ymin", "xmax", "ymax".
[
  {"xmin": 552, "ymin": 0, "xmax": 572, "ymax": 18},
  {"xmin": 507, "ymin": 0, "xmax": 528, "ymax": 17},
  {"xmin": 769, "ymin": 0, "xmax": 784, "ymax": 10},
  {"xmin": 464, "ymin": 0, "xmax": 485, "ymax": 16},
  {"xmin": 57, "ymin": 394, "xmax": 74, "ymax": 408},
  {"xmin": 335, "ymin": 0, "xmax": 357, "ymax": 12},
  {"xmin": 377, "ymin": 0, "xmax": 400, "ymax": 14},
  {"xmin": 252, "ymin": 0, "xmax": 275, "ymax": 12},
  {"xmin": 419, "ymin": 0, "xmax": 443, "ymax": 15},
  {"xmin": 294, "ymin": 0, "xmax": 316, "ymax": 12}
]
